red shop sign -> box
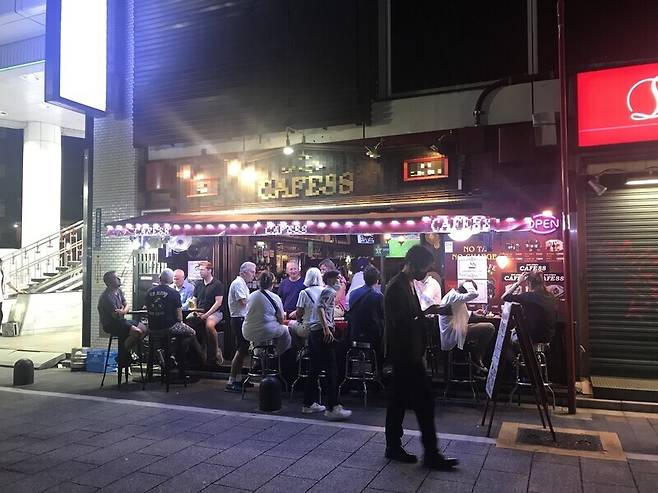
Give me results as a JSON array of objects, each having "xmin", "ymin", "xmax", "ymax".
[{"xmin": 577, "ymin": 62, "xmax": 658, "ymax": 147}]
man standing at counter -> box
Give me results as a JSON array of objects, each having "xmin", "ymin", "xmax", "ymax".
[
  {"xmin": 189, "ymin": 261, "xmax": 224, "ymax": 367},
  {"xmin": 384, "ymin": 245, "xmax": 458, "ymax": 470},
  {"xmin": 277, "ymin": 259, "xmax": 305, "ymax": 318}
]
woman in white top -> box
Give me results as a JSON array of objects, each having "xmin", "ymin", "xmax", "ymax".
[
  {"xmin": 241, "ymin": 271, "xmax": 291, "ymax": 355},
  {"xmin": 290, "ymin": 267, "xmax": 324, "ymax": 338}
]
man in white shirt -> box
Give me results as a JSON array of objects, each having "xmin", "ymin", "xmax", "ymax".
[
  {"xmin": 439, "ymin": 280, "xmax": 495, "ymax": 371},
  {"xmin": 225, "ymin": 261, "xmax": 256, "ymax": 392}
]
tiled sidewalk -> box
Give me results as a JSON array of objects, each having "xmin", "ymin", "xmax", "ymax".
[{"xmin": 0, "ymin": 388, "xmax": 656, "ymax": 493}]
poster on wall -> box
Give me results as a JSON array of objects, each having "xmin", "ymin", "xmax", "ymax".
[
  {"xmin": 457, "ymin": 255, "xmax": 488, "ymax": 279},
  {"xmin": 187, "ymin": 261, "xmax": 203, "ymax": 281}
]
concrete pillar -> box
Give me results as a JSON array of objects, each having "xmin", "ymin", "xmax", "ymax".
[{"xmin": 21, "ymin": 122, "xmax": 62, "ymax": 247}]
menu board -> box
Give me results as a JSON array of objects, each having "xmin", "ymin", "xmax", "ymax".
[{"xmin": 486, "ymin": 302, "xmax": 513, "ymax": 399}]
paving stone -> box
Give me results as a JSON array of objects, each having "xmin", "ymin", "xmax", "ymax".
[
  {"xmin": 206, "ymin": 440, "xmax": 276, "ymax": 467},
  {"xmin": 3, "ymin": 470, "xmax": 65, "ymax": 493},
  {"xmin": 0, "ymin": 468, "xmax": 27, "ymax": 486},
  {"xmin": 417, "ymin": 478, "xmax": 474, "ymax": 493},
  {"xmin": 368, "ymin": 461, "xmax": 429, "ymax": 492},
  {"xmin": 581, "ymin": 458, "xmax": 635, "ymax": 487},
  {"xmin": 633, "ymin": 472, "xmax": 658, "ymax": 493},
  {"xmin": 322, "ymin": 429, "xmax": 375, "ymax": 453},
  {"xmin": 150, "ymin": 462, "xmax": 233, "ymax": 493},
  {"xmin": 251, "ymin": 422, "xmax": 307, "ymax": 443},
  {"xmin": 483, "ymin": 448, "xmax": 533, "ymax": 474},
  {"xmin": 582, "ymin": 483, "xmax": 638, "ymax": 493},
  {"xmin": 369, "ymin": 432, "xmax": 414, "ymax": 445},
  {"xmin": 217, "ymin": 455, "xmax": 295, "ymax": 490},
  {"xmin": 473, "ymin": 469, "xmax": 528, "ymax": 493},
  {"xmin": 533, "ymin": 451, "xmax": 581, "ymax": 466},
  {"xmin": 0, "ymin": 436, "xmax": 40, "ymax": 453},
  {"xmin": 0, "ymin": 450, "xmax": 34, "ymax": 467},
  {"xmin": 42, "ymin": 460, "xmax": 99, "ymax": 482},
  {"xmin": 197, "ymin": 428, "xmax": 260, "ymax": 450},
  {"xmin": 202, "ymin": 485, "xmax": 250, "ymax": 493},
  {"xmin": 307, "ymin": 465, "xmax": 378, "ymax": 493},
  {"xmin": 297, "ymin": 424, "xmax": 341, "ymax": 439},
  {"xmin": 445, "ymin": 440, "xmax": 491, "ymax": 456},
  {"xmin": 263, "ymin": 434, "xmax": 325, "ymax": 460},
  {"xmin": 427, "ymin": 451, "xmax": 486, "ymax": 484},
  {"xmin": 97, "ymin": 471, "xmax": 166, "ymax": 493},
  {"xmin": 138, "ymin": 431, "xmax": 211, "ymax": 456},
  {"xmin": 630, "ymin": 459, "xmax": 658, "ymax": 475},
  {"xmin": 341, "ymin": 447, "xmax": 389, "ymax": 471},
  {"xmin": 74, "ymin": 453, "xmax": 162, "ymax": 488},
  {"xmin": 76, "ymin": 437, "xmax": 155, "ymax": 465},
  {"xmin": 528, "ymin": 461, "xmax": 582, "ymax": 493},
  {"xmin": 254, "ymin": 474, "xmax": 317, "ymax": 493},
  {"xmin": 7, "ymin": 444, "xmax": 99, "ymax": 474},
  {"xmin": 78, "ymin": 429, "xmax": 136, "ymax": 448},
  {"xmin": 141, "ymin": 445, "xmax": 217, "ymax": 476},
  {"xmin": 284, "ymin": 449, "xmax": 351, "ymax": 480},
  {"xmin": 43, "ymin": 482, "xmax": 99, "ymax": 493}
]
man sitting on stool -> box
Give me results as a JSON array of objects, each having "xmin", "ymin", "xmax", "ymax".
[
  {"xmin": 97, "ymin": 271, "xmax": 148, "ymax": 366},
  {"xmin": 439, "ymin": 280, "xmax": 495, "ymax": 374},
  {"xmin": 146, "ymin": 268, "xmax": 205, "ymax": 368}
]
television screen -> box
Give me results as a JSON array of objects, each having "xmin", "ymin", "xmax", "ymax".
[{"xmin": 386, "ymin": 234, "xmax": 421, "ymax": 258}]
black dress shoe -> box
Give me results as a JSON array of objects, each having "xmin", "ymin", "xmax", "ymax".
[
  {"xmin": 424, "ymin": 453, "xmax": 459, "ymax": 470},
  {"xmin": 385, "ymin": 447, "xmax": 418, "ymax": 463}
]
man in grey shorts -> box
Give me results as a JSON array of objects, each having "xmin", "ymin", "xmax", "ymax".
[{"xmin": 189, "ymin": 261, "xmax": 225, "ymax": 366}]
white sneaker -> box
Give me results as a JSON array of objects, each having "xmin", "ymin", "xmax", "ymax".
[
  {"xmin": 302, "ymin": 403, "xmax": 326, "ymax": 414},
  {"xmin": 325, "ymin": 404, "xmax": 352, "ymax": 421}
]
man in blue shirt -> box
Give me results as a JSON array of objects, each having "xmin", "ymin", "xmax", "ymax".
[
  {"xmin": 173, "ymin": 269, "xmax": 195, "ymax": 309},
  {"xmin": 347, "ymin": 266, "xmax": 385, "ymax": 366},
  {"xmin": 277, "ymin": 259, "xmax": 305, "ymax": 317}
]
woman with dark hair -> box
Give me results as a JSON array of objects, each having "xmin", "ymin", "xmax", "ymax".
[
  {"xmin": 501, "ymin": 271, "xmax": 557, "ymax": 343},
  {"xmin": 241, "ymin": 271, "xmax": 292, "ymax": 355}
]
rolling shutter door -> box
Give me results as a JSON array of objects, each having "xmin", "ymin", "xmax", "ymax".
[{"xmin": 586, "ymin": 185, "xmax": 658, "ymax": 378}]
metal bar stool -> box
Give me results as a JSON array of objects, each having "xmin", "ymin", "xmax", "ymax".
[
  {"xmin": 443, "ymin": 341, "xmax": 479, "ymax": 403},
  {"xmin": 290, "ymin": 344, "xmax": 324, "ymax": 402},
  {"xmin": 242, "ymin": 341, "xmax": 287, "ymax": 399},
  {"xmin": 338, "ymin": 341, "xmax": 384, "ymax": 407},
  {"xmin": 509, "ymin": 342, "xmax": 556, "ymax": 409},
  {"xmin": 145, "ymin": 331, "xmax": 188, "ymax": 393},
  {"xmin": 100, "ymin": 333, "xmax": 144, "ymax": 388}
]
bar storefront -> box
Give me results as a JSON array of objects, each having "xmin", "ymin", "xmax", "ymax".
[{"xmin": 105, "ymin": 140, "xmax": 565, "ymax": 375}]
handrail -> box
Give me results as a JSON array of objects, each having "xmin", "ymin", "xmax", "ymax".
[
  {"xmin": 7, "ymin": 240, "xmax": 83, "ymax": 276},
  {"xmin": 0, "ymin": 220, "xmax": 83, "ymax": 264}
]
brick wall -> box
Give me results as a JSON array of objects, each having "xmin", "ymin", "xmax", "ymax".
[{"xmin": 89, "ymin": 0, "xmax": 138, "ymax": 348}]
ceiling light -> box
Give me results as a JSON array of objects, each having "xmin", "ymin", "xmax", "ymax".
[
  {"xmin": 626, "ymin": 177, "xmax": 658, "ymax": 186},
  {"xmin": 365, "ymin": 138, "xmax": 383, "ymax": 159},
  {"xmin": 0, "ymin": 110, "xmax": 7, "ymax": 116},
  {"xmin": 227, "ymin": 159, "xmax": 241, "ymax": 177},
  {"xmin": 283, "ymin": 133, "xmax": 294, "ymax": 155},
  {"xmin": 587, "ymin": 176, "xmax": 607, "ymax": 196}
]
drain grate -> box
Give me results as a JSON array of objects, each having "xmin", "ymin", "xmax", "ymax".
[{"xmin": 517, "ymin": 427, "xmax": 604, "ymax": 452}]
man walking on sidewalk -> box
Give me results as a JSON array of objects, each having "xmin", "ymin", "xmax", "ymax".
[{"xmin": 384, "ymin": 245, "xmax": 459, "ymax": 470}]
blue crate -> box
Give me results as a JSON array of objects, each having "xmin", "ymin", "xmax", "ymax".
[{"xmin": 86, "ymin": 349, "xmax": 118, "ymax": 373}]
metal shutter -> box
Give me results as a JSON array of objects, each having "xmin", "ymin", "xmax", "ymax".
[{"xmin": 586, "ymin": 185, "xmax": 658, "ymax": 378}]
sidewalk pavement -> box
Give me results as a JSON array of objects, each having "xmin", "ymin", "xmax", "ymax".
[{"xmin": 0, "ymin": 369, "xmax": 657, "ymax": 492}]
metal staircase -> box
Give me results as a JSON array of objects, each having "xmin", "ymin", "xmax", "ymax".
[{"xmin": 1, "ymin": 221, "xmax": 84, "ymax": 295}]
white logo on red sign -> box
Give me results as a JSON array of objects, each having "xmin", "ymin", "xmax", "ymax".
[{"xmin": 627, "ymin": 76, "xmax": 658, "ymax": 121}]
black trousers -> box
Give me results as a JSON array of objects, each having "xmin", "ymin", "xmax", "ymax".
[
  {"xmin": 304, "ymin": 330, "xmax": 338, "ymax": 409},
  {"xmin": 385, "ymin": 363, "xmax": 439, "ymax": 456}
]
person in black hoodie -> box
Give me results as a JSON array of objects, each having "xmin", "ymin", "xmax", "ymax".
[{"xmin": 383, "ymin": 245, "xmax": 458, "ymax": 471}]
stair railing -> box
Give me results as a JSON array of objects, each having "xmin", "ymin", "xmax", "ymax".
[{"xmin": 0, "ymin": 221, "xmax": 84, "ymax": 293}]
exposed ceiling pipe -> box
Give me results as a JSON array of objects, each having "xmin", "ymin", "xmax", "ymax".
[{"xmin": 473, "ymin": 72, "xmax": 554, "ymax": 126}]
